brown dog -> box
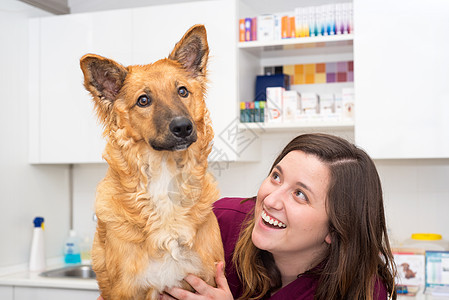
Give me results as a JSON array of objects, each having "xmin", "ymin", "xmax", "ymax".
[{"xmin": 80, "ymin": 25, "xmax": 223, "ymax": 300}]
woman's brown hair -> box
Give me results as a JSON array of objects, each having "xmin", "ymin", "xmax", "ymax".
[{"xmin": 233, "ymin": 133, "xmax": 397, "ymax": 300}]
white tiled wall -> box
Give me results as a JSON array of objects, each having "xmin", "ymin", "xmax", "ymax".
[{"xmin": 376, "ymin": 159, "xmax": 449, "ymax": 246}]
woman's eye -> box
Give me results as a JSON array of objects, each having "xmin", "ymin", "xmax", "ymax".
[
  {"xmin": 294, "ymin": 190, "xmax": 307, "ymax": 201},
  {"xmin": 178, "ymin": 86, "xmax": 189, "ymax": 98},
  {"xmin": 271, "ymin": 172, "xmax": 280, "ymax": 183},
  {"xmin": 137, "ymin": 95, "xmax": 151, "ymax": 107}
]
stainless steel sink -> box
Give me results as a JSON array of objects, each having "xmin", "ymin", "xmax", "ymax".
[{"xmin": 40, "ymin": 265, "xmax": 96, "ymax": 279}]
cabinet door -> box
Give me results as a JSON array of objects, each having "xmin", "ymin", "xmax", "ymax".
[
  {"xmin": 33, "ymin": 9, "xmax": 132, "ymax": 163},
  {"xmin": 0, "ymin": 286, "xmax": 13, "ymax": 300},
  {"xmin": 14, "ymin": 286, "xmax": 99, "ymax": 300},
  {"xmin": 354, "ymin": 0, "xmax": 449, "ymax": 158},
  {"xmin": 132, "ymin": 1, "xmax": 256, "ymax": 162}
]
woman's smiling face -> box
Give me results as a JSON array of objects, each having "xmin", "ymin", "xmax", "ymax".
[{"xmin": 252, "ymin": 150, "xmax": 331, "ymax": 263}]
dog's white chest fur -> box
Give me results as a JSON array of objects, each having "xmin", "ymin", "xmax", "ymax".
[{"xmin": 138, "ymin": 160, "xmax": 202, "ymax": 292}]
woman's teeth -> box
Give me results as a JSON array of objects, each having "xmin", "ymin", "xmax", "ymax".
[{"xmin": 261, "ymin": 210, "xmax": 286, "ymax": 228}]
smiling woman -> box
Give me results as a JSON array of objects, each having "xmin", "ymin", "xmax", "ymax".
[
  {"xmin": 162, "ymin": 133, "xmax": 397, "ymax": 300},
  {"xmin": 251, "ymin": 150, "xmax": 332, "ymax": 283}
]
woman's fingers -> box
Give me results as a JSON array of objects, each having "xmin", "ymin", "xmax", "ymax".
[
  {"xmin": 159, "ymin": 292, "xmax": 179, "ymax": 300},
  {"xmin": 214, "ymin": 262, "xmax": 230, "ymax": 292},
  {"xmin": 164, "ymin": 285, "xmax": 196, "ymax": 300},
  {"xmin": 162, "ymin": 262, "xmax": 234, "ymax": 300},
  {"xmin": 184, "ymin": 273, "xmax": 211, "ymax": 296}
]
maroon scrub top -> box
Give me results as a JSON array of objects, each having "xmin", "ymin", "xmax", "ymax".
[{"xmin": 213, "ymin": 197, "xmax": 388, "ymax": 300}]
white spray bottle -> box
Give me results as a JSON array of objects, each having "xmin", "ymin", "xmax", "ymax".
[{"xmin": 29, "ymin": 217, "xmax": 46, "ymax": 272}]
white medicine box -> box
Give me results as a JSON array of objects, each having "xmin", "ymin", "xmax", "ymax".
[
  {"xmin": 283, "ymin": 90, "xmax": 301, "ymax": 122},
  {"xmin": 266, "ymin": 87, "xmax": 284, "ymax": 123},
  {"xmin": 320, "ymin": 93, "xmax": 336, "ymax": 117},
  {"xmin": 300, "ymin": 92, "xmax": 319, "ymax": 116}
]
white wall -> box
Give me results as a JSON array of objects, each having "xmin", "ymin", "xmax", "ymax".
[
  {"xmin": 0, "ymin": 0, "xmax": 70, "ymax": 268},
  {"xmin": 377, "ymin": 159, "xmax": 449, "ymax": 246}
]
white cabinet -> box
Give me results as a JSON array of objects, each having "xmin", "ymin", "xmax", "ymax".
[
  {"xmin": 29, "ymin": 9, "xmax": 132, "ymax": 163},
  {"xmin": 354, "ymin": 0, "xmax": 449, "ymax": 159},
  {"xmin": 14, "ymin": 286, "xmax": 99, "ymax": 300},
  {"xmin": 0, "ymin": 286, "xmax": 13, "ymax": 300}
]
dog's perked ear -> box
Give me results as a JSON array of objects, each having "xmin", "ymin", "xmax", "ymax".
[
  {"xmin": 168, "ymin": 24, "xmax": 209, "ymax": 78},
  {"xmin": 80, "ymin": 54, "xmax": 128, "ymax": 123}
]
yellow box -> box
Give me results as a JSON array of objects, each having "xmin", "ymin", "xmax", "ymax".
[
  {"xmin": 305, "ymin": 73, "xmax": 315, "ymax": 84},
  {"xmin": 315, "ymin": 73, "xmax": 326, "ymax": 84},
  {"xmin": 294, "ymin": 73, "xmax": 305, "ymax": 85},
  {"xmin": 284, "ymin": 65, "xmax": 295, "ymax": 76},
  {"xmin": 294, "ymin": 64, "xmax": 304, "ymax": 75},
  {"xmin": 305, "ymin": 64, "xmax": 315, "ymax": 74}
]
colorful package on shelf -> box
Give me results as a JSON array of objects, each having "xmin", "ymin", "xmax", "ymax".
[
  {"xmin": 251, "ymin": 17, "xmax": 257, "ymax": 41},
  {"xmin": 277, "ymin": 61, "xmax": 353, "ymax": 85},
  {"xmin": 239, "ymin": 19, "xmax": 245, "ymax": 42},
  {"xmin": 239, "ymin": 2, "xmax": 353, "ymax": 42},
  {"xmin": 240, "ymin": 101, "xmax": 265, "ymax": 123},
  {"xmin": 255, "ymin": 74, "xmax": 290, "ymax": 102},
  {"xmin": 244, "ymin": 18, "xmax": 252, "ymax": 41},
  {"xmin": 239, "ymin": 102, "xmax": 246, "ymax": 122},
  {"xmin": 257, "ymin": 14, "xmax": 274, "ymax": 41},
  {"xmin": 300, "ymin": 92, "xmax": 320, "ymax": 117},
  {"xmin": 254, "ymin": 101, "xmax": 260, "ymax": 122},
  {"xmin": 393, "ymin": 248, "xmax": 425, "ymax": 289},
  {"xmin": 295, "ymin": 7, "xmax": 312, "ymax": 37},
  {"xmin": 342, "ymin": 87, "xmax": 355, "ymax": 120},
  {"xmin": 241, "ymin": 90, "xmax": 350, "ymax": 124},
  {"xmin": 248, "ymin": 102, "xmax": 255, "ymax": 122},
  {"xmin": 259, "ymin": 101, "xmax": 265, "ymax": 123},
  {"xmin": 273, "ymin": 13, "xmax": 282, "ymax": 40},
  {"xmin": 424, "ymin": 251, "xmax": 449, "ymax": 296},
  {"xmin": 281, "ymin": 14, "xmax": 296, "ymax": 39},
  {"xmin": 320, "ymin": 93, "xmax": 336, "ymax": 117}
]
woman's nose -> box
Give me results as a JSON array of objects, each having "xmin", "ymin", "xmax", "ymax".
[{"xmin": 263, "ymin": 188, "xmax": 285, "ymax": 210}]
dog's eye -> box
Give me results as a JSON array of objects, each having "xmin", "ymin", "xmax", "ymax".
[
  {"xmin": 137, "ymin": 95, "xmax": 151, "ymax": 107},
  {"xmin": 178, "ymin": 86, "xmax": 189, "ymax": 98}
]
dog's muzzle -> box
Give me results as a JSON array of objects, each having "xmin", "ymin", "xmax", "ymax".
[
  {"xmin": 170, "ymin": 117, "xmax": 193, "ymax": 139},
  {"xmin": 151, "ymin": 117, "xmax": 197, "ymax": 151}
]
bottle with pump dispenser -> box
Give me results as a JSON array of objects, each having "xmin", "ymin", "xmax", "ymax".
[
  {"xmin": 29, "ymin": 217, "xmax": 46, "ymax": 272},
  {"xmin": 64, "ymin": 230, "xmax": 81, "ymax": 264}
]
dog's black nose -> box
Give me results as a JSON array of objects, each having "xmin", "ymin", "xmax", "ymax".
[{"xmin": 169, "ymin": 117, "xmax": 193, "ymax": 138}]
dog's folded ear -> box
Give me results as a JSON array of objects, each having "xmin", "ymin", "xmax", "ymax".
[
  {"xmin": 80, "ymin": 54, "xmax": 128, "ymax": 123},
  {"xmin": 169, "ymin": 24, "xmax": 209, "ymax": 78}
]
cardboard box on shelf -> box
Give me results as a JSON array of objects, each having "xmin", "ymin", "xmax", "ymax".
[
  {"xmin": 266, "ymin": 87, "xmax": 284, "ymax": 123},
  {"xmin": 283, "ymin": 90, "xmax": 301, "ymax": 122},
  {"xmin": 319, "ymin": 93, "xmax": 336, "ymax": 117},
  {"xmin": 300, "ymin": 92, "xmax": 319, "ymax": 117}
]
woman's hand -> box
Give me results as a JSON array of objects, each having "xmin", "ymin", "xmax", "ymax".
[{"xmin": 161, "ymin": 261, "xmax": 233, "ymax": 300}]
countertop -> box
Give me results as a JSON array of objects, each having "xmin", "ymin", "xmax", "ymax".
[
  {"xmin": 1, "ymin": 261, "xmax": 448, "ymax": 298},
  {"xmin": 0, "ymin": 258, "xmax": 97, "ymax": 290},
  {"xmin": 397, "ymin": 287, "xmax": 449, "ymax": 300},
  {"xmin": 398, "ymin": 295, "xmax": 449, "ymax": 300}
]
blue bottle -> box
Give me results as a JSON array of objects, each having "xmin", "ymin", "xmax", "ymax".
[{"xmin": 64, "ymin": 230, "xmax": 81, "ymax": 264}]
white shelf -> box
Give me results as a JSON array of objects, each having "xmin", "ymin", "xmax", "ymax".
[
  {"xmin": 238, "ymin": 34, "xmax": 354, "ymax": 52},
  {"xmin": 238, "ymin": 119, "xmax": 354, "ymax": 132}
]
